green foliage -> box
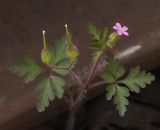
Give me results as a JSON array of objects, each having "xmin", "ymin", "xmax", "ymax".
[
  {"xmin": 92, "ymin": 49, "xmax": 103, "ymax": 63},
  {"xmin": 86, "ymin": 21, "xmax": 101, "ymax": 41},
  {"xmin": 86, "ymin": 21, "xmax": 108, "ymax": 49},
  {"xmin": 9, "ymin": 58, "xmax": 43, "ymax": 83},
  {"xmin": 36, "ymin": 78, "xmax": 55, "ymax": 112},
  {"xmin": 49, "ymin": 37, "xmax": 77, "ymax": 75},
  {"xmin": 120, "ymin": 66, "xmax": 155, "ymax": 93},
  {"xmin": 51, "ymin": 76, "xmax": 65, "ymax": 99},
  {"xmin": 36, "ymin": 76, "xmax": 65, "ymax": 112},
  {"xmin": 101, "ymin": 55, "xmax": 155, "ymax": 116},
  {"xmin": 106, "ymin": 84, "xmax": 129, "ymax": 116},
  {"xmin": 100, "ymin": 27, "xmax": 108, "ymax": 42},
  {"xmin": 106, "ymin": 84, "xmax": 116, "ymax": 100},
  {"xmin": 36, "ymin": 37, "xmax": 76, "ymax": 112},
  {"xmin": 100, "ymin": 55, "xmax": 125, "ymax": 83},
  {"xmin": 86, "ymin": 22, "xmax": 109, "ymax": 62},
  {"xmin": 114, "ymin": 86, "xmax": 130, "ymax": 116},
  {"xmin": 9, "ymin": 22, "xmax": 156, "ymax": 118}
]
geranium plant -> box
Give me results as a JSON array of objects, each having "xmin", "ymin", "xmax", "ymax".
[{"xmin": 9, "ymin": 21, "xmax": 155, "ymax": 130}]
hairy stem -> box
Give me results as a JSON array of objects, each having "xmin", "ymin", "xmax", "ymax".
[
  {"xmin": 47, "ymin": 62, "xmax": 84, "ymax": 87},
  {"xmin": 66, "ymin": 50, "xmax": 105, "ymax": 130},
  {"xmin": 84, "ymin": 50, "xmax": 103, "ymax": 90},
  {"xmin": 70, "ymin": 70, "xmax": 84, "ymax": 87},
  {"xmin": 90, "ymin": 80, "xmax": 107, "ymax": 88},
  {"xmin": 66, "ymin": 90, "xmax": 86, "ymax": 130}
]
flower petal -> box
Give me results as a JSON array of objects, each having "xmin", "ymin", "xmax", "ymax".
[
  {"xmin": 117, "ymin": 31, "xmax": 123, "ymax": 36},
  {"xmin": 123, "ymin": 26, "xmax": 128, "ymax": 31},
  {"xmin": 113, "ymin": 26, "xmax": 118, "ymax": 30},
  {"xmin": 123, "ymin": 31, "xmax": 129, "ymax": 36},
  {"xmin": 116, "ymin": 23, "xmax": 121, "ymax": 29}
]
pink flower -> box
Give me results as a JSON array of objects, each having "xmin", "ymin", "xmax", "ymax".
[{"xmin": 113, "ymin": 23, "xmax": 129, "ymax": 36}]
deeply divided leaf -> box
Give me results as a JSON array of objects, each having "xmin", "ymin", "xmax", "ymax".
[
  {"xmin": 100, "ymin": 27, "xmax": 108, "ymax": 42},
  {"xmin": 106, "ymin": 84, "xmax": 116, "ymax": 100},
  {"xmin": 102, "ymin": 55, "xmax": 155, "ymax": 116},
  {"xmin": 114, "ymin": 86, "xmax": 130, "ymax": 117},
  {"xmin": 36, "ymin": 78, "xmax": 55, "ymax": 112},
  {"xmin": 51, "ymin": 76, "xmax": 65, "ymax": 99},
  {"xmin": 100, "ymin": 55, "xmax": 125, "ymax": 83},
  {"xmin": 9, "ymin": 58, "xmax": 43, "ymax": 83},
  {"xmin": 121, "ymin": 66, "xmax": 155, "ymax": 93},
  {"xmin": 106, "ymin": 84, "xmax": 129, "ymax": 116},
  {"xmin": 49, "ymin": 37, "xmax": 77, "ymax": 75},
  {"xmin": 36, "ymin": 76, "xmax": 65, "ymax": 112},
  {"xmin": 86, "ymin": 21, "xmax": 101, "ymax": 41}
]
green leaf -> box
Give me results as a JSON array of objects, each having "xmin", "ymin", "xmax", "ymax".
[
  {"xmin": 100, "ymin": 55, "xmax": 125, "ymax": 83},
  {"xmin": 102, "ymin": 56, "xmax": 155, "ymax": 116},
  {"xmin": 9, "ymin": 58, "xmax": 43, "ymax": 83},
  {"xmin": 121, "ymin": 66, "xmax": 155, "ymax": 93},
  {"xmin": 36, "ymin": 78, "xmax": 55, "ymax": 112},
  {"xmin": 50, "ymin": 37, "xmax": 77, "ymax": 75},
  {"xmin": 100, "ymin": 27, "xmax": 108, "ymax": 42},
  {"xmin": 106, "ymin": 84, "xmax": 130, "ymax": 116},
  {"xmin": 92, "ymin": 49, "xmax": 102, "ymax": 63},
  {"xmin": 90, "ymin": 41, "xmax": 104, "ymax": 50},
  {"xmin": 50, "ymin": 37, "xmax": 68, "ymax": 64},
  {"xmin": 36, "ymin": 76, "xmax": 65, "ymax": 112},
  {"xmin": 113, "ymin": 85, "xmax": 130, "ymax": 117},
  {"xmin": 86, "ymin": 21, "xmax": 101, "ymax": 41},
  {"xmin": 106, "ymin": 84, "xmax": 116, "ymax": 100},
  {"xmin": 51, "ymin": 76, "xmax": 65, "ymax": 99}
]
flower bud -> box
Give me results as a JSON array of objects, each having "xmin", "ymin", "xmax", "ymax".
[{"xmin": 107, "ymin": 32, "xmax": 119, "ymax": 48}]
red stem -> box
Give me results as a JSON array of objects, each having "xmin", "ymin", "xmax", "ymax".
[
  {"xmin": 90, "ymin": 80, "xmax": 107, "ymax": 89},
  {"xmin": 66, "ymin": 50, "xmax": 104, "ymax": 130},
  {"xmin": 70, "ymin": 70, "xmax": 84, "ymax": 87},
  {"xmin": 84, "ymin": 51, "xmax": 103, "ymax": 90}
]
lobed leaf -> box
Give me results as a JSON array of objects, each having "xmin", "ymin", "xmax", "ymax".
[
  {"xmin": 86, "ymin": 21, "xmax": 101, "ymax": 41},
  {"xmin": 36, "ymin": 78, "xmax": 55, "ymax": 112},
  {"xmin": 106, "ymin": 84, "xmax": 130, "ymax": 116},
  {"xmin": 100, "ymin": 27, "xmax": 108, "ymax": 42},
  {"xmin": 113, "ymin": 85, "xmax": 130, "ymax": 117},
  {"xmin": 9, "ymin": 58, "xmax": 43, "ymax": 83},
  {"xmin": 51, "ymin": 76, "xmax": 65, "ymax": 99},
  {"xmin": 106, "ymin": 84, "xmax": 116, "ymax": 100},
  {"xmin": 121, "ymin": 66, "xmax": 155, "ymax": 93},
  {"xmin": 49, "ymin": 37, "xmax": 77, "ymax": 75},
  {"xmin": 100, "ymin": 55, "xmax": 125, "ymax": 83},
  {"xmin": 102, "ymin": 55, "xmax": 155, "ymax": 116},
  {"xmin": 36, "ymin": 76, "xmax": 65, "ymax": 112}
]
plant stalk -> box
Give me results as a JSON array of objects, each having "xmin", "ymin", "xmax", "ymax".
[{"xmin": 66, "ymin": 49, "xmax": 105, "ymax": 130}]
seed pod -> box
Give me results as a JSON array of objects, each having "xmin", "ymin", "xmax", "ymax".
[
  {"xmin": 41, "ymin": 49, "xmax": 51, "ymax": 64},
  {"xmin": 65, "ymin": 24, "xmax": 79, "ymax": 59},
  {"xmin": 66, "ymin": 45, "xmax": 79, "ymax": 60},
  {"xmin": 41, "ymin": 30, "xmax": 51, "ymax": 64}
]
